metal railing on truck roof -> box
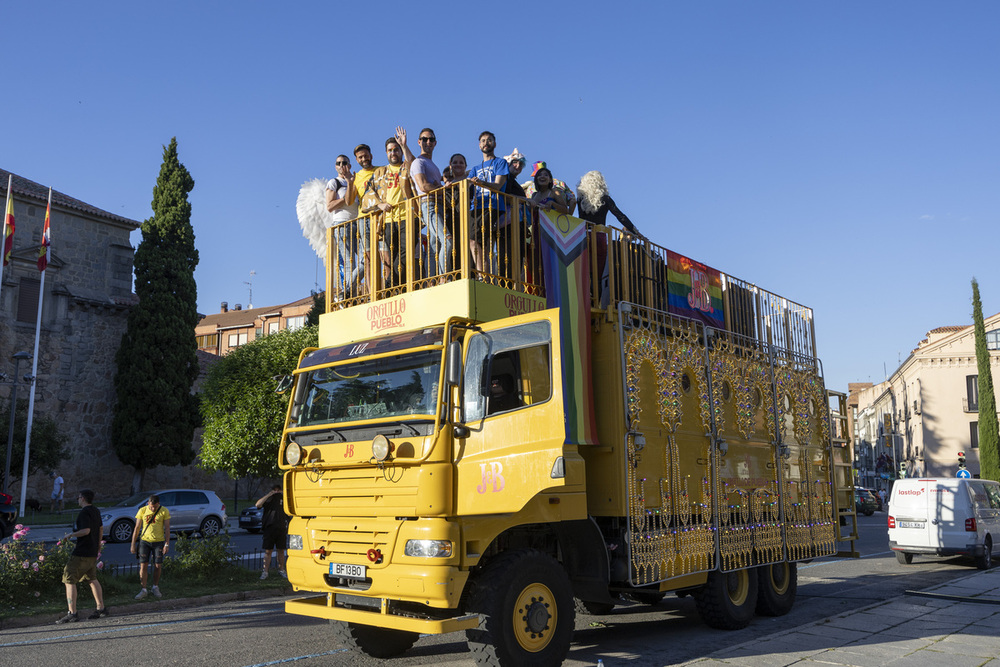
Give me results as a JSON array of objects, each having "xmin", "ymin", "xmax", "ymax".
[{"xmin": 324, "ymin": 180, "xmax": 817, "ymax": 359}]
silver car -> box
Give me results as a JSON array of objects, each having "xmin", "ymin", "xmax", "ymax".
[{"xmin": 100, "ymin": 489, "xmax": 228, "ymax": 543}]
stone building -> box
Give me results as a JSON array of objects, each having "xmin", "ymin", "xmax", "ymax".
[
  {"xmin": 852, "ymin": 313, "xmax": 1000, "ymax": 493},
  {"xmin": 1, "ymin": 169, "xmax": 235, "ymax": 504},
  {"xmin": 1, "ymin": 168, "xmax": 138, "ymax": 502}
]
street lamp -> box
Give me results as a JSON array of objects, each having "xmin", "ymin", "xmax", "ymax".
[{"xmin": 2, "ymin": 351, "xmax": 32, "ymax": 496}]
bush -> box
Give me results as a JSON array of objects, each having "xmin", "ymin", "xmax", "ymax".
[
  {"xmin": 165, "ymin": 531, "xmax": 237, "ymax": 579},
  {"xmin": 0, "ymin": 525, "xmax": 97, "ymax": 610}
]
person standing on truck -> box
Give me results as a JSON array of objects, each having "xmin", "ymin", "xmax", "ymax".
[
  {"xmin": 326, "ymin": 154, "xmax": 361, "ymax": 298},
  {"xmin": 256, "ymin": 484, "xmax": 289, "ymax": 579},
  {"xmin": 467, "ymin": 131, "xmax": 509, "ymax": 275},
  {"xmin": 373, "ymin": 133, "xmax": 416, "ymax": 288},
  {"xmin": 410, "ymin": 128, "xmax": 450, "ymax": 278}
]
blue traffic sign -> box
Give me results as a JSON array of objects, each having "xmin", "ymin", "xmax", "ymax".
[{"xmin": 957, "ymin": 468, "xmax": 972, "ymax": 479}]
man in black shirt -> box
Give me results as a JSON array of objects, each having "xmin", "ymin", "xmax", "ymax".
[
  {"xmin": 56, "ymin": 489, "xmax": 107, "ymax": 623},
  {"xmin": 256, "ymin": 484, "xmax": 289, "ymax": 579}
]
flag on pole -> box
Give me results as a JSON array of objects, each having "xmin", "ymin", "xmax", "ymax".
[
  {"xmin": 3, "ymin": 184, "xmax": 13, "ymax": 266},
  {"xmin": 37, "ymin": 195, "xmax": 51, "ymax": 272}
]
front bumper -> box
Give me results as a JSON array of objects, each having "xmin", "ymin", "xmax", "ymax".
[{"xmin": 286, "ymin": 594, "xmax": 478, "ymax": 634}]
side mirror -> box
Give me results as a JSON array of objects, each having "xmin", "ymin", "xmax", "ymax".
[
  {"xmin": 446, "ymin": 341, "xmax": 462, "ymax": 387},
  {"xmin": 274, "ymin": 375, "xmax": 294, "ymax": 394}
]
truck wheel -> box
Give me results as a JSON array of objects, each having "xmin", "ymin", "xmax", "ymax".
[
  {"xmin": 331, "ymin": 620, "xmax": 418, "ymax": 658},
  {"xmin": 976, "ymin": 537, "xmax": 993, "ymax": 570},
  {"xmin": 755, "ymin": 562, "xmax": 797, "ymax": 616},
  {"xmin": 895, "ymin": 551, "xmax": 913, "ymax": 565},
  {"xmin": 693, "ymin": 568, "xmax": 758, "ymax": 630},
  {"xmin": 466, "ymin": 549, "xmax": 574, "ymax": 667}
]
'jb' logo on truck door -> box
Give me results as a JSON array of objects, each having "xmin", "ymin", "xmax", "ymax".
[{"xmin": 477, "ymin": 462, "xmax": 505, "ymax": 494}]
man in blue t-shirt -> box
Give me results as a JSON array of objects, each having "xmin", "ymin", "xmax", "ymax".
[{"xmin": 467, "ymin": 131, "xmax": 509, "ymax": 276}]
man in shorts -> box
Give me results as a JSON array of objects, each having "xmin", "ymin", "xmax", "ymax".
[
  {"xmin": 130, "ymin": 494, "xmax": 171, "ymax": 599},
  {"xmin": 256, "ymin": 484, "xmax": 289, "ymax": 579},
  {"xmin": 56, "ymin": 489, "xmax": 107, "ymax": 623}
]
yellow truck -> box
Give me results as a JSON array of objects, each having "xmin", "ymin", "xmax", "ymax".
[{"xmin": 279, "ymin": 182, "xmax": 856, "ymax": 666}]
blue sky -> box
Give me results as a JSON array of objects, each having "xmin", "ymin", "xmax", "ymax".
[{"xmin": 2, "ymin": 1, "xmax": 998, "ymax": 393}]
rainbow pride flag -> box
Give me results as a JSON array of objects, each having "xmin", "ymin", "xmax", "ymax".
[
  {"xmin": 536, "ymin": 210, "xmax": 598, "ymax": 446},
  {"xmin": 666, "ymin": 250, "xmax": 725, "ymax": 330}
]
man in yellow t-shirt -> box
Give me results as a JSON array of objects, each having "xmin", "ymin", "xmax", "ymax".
[
  {"xmin": 373, "ymin": 135, "xmax": 415, "ymax": 288},
  {"xmin": 130, "ymin": 494, "xmax": 171, "ymax": 600}
]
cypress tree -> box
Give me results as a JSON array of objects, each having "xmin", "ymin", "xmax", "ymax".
[
  {"xmin": 112, "ymin": 138, "xmax": 200, "ymax": 490},
  {"xmin": 971, "ymin": 278, "xmax": 1000, "ymax": 481}
]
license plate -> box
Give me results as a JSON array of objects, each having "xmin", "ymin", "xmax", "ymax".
[
  {"xmin": 329, "ymin": 562, "xmax": 367, "ymax": 579},
  {"xmin": 898, "ymin": 521, "xmax": 925, "ymax": 529}
]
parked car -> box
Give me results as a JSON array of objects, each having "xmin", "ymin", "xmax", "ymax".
[
  {"xmin": 888, "ymin": 477, "xmax": 1000, "ymax": 569},
  {"xmin": 239, "ymin": 505, "xmax": 263, "ymax": 533},
  {"xmin": 100, "ymin": 489, "xmax": 227, "ymax": 543},
  {"xmin": 855, "ymin": 488, "xmax": 878, "ymax": 516},
  {"xmin": 861, "ymin": 487, "xmax": 883, "ymax": 511}
]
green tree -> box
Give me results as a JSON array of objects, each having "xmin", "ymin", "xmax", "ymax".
[
  {"xmin": 199, "ymin": 325, "xmax": 318, "ymax": 480},
  {"xmin": 972, "ymin": 278, "xmax": 1000, "ymax": 482},
  {"xmin": 0, "ymin": 399, "xmax": 69, "ymax": 486},
  {"xmin": 112, "ymin": 138, "xmax": 200, "ymax": 491},
  {"xmin": 306, "ymin": 290, "xmax": 325, "ymax": 326}
]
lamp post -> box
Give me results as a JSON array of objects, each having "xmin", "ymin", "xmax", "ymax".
[{"xmin": 2, "ymin": 351, "xmax": 32, "ymax": 496}]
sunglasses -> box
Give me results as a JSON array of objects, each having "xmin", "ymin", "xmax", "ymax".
[
  {"xmin": 336, "ymin": 161, "xmax": 350, "ymax": 166},
  {"xmin": 419, "ymin": 136, "xmax": 436, "ymax": 142}
]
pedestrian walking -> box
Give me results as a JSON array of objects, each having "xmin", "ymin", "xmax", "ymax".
[
  {"xmin": 55, "ymin": 489, "xmax": 107, "ymax": 623},
  {"xmin": 256, "ymin": 484, "xmax": 288, "ymax": 579},
  {"xmin": 130, "ymin": 494, "xmax": 170, "ymax": 599},
  {"xmin": 50, "ymin": 471, "xmax": 65, "ymax": 512}
]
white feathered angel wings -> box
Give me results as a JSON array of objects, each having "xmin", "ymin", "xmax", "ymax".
[{"xmin": 296, "ymin": 178, "xmax": 333, "ymax": 263}]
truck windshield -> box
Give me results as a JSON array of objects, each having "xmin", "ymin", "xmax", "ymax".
[{"xmin": 294, "ymin": 350, "xmax": 441, "ymax": 427}]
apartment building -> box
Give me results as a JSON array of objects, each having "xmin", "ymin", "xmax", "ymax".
[
  {"xmin": 852, "ymin": 313, "xmax": 1000, "ymax": 492},
  {"xmin": 195, "ymin": 295, "xmax": 315, "ymax": 356}
]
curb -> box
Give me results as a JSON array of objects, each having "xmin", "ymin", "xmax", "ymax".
[{"xmin": 0, "ymin": 586, "xmax": 294, "ymax": 630}]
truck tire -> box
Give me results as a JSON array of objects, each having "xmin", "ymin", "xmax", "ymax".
[
  {"xmin": 466, "ymin": 549, "xmax": 574, "ymax": 667},
  {"xmin": 755, "ymin": 562, "xmax": 797, "ymax": 616},
  {"xmin": 895, "ymin": 551, "xmax": 913, "ymax": 565},
  {"xmin": 976, "ymin": 537, "xmax": 993, "ymax": 570},
  {"xmin": 693, "ymin": 568, "xmax": 758, "ymax": 630},
  {"xmin": 330, "ymin": 620, "xmax": 418, "ymax": 658}
]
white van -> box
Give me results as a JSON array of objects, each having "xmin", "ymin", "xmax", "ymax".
[{"xmin": 888, "ymin": 477, "xmax": 1000, "ymax": 570}]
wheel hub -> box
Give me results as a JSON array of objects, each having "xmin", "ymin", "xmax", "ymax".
[
  {"xmin": 523, "ymin": 597, "xmax": 551, "ymax": 633},
  {"xmin": 513, "ymin": 582, "xmax": 558, "ymax": 651}
]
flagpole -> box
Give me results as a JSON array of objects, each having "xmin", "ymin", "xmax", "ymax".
[
  {"xmin": 19, "ymin": 187, "xmax": 50, "ymax": 517},
  {"xmin": 0, "ymin": 174, "xmax": 12, "ymax": 307}
]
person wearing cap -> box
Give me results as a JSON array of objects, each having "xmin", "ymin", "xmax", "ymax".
[
  {"xmin": 522, "ymin": 161, "xmax": 577, "ymax": 215},
  {"xmin": 503, "ymin": 149, "xmax": 527, "ymax": 198}
]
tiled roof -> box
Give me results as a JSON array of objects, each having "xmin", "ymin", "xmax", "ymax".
[
  {"xmin": 197, "ymin": 294, "xmax": 316, "ymax": 329},
  {"xmin": 927, "ymin": 325, "xmax": 966, "ymax": 334},
  {"xmin": 1, "ymin": 167, "xmax": 140, "ymax": 229}
]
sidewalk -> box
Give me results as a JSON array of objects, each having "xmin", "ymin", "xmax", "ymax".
[
  {"xmin": 12, "ymin": 516, "xmax": 242, "ymax": 543},
  {"xmin": 683, "ymin": 567, "xmax": 1000, "ymax": 667}
]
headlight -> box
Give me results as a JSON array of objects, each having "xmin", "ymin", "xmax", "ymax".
[
  {"xmin": 371, "ymin": 434, "xmax": 393, "ymax": 462},
  {"xmin": 100, "ymin": 514, "xmax": 111, "ymax": 522},
  {"xmin": 404, "ymin": 539, "xmax": 453, "ymax": 558},
  {"xmin": 285, "ymin": 441, "xmax": 302, "ymax": 466},
  {"xmin": 287, "ymin": 534, "xmax": 303, "ymax": 550}
]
